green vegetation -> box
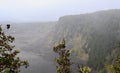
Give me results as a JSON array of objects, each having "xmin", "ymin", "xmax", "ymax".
[
  {"xmin": 112, "ymin": 42, "xmax": 120, "ymax": 73},
  {"xmin": 113, "ymin": 56, "xmax": 120, "ymax": 73},
  {"xmin": 53, "ymin": 39, "xmax": 91, "ymax": 73},
  {"xmin": 0, "ymin": 25, "xmax": 29, "ymax": 73},
  {"xmin": 53, "ymin": 38, "xmax": 120, "ymax": 73},
  {"xmin": 78, "ymin": 65, "xmax": 91, "ymax": 73},
  {"xmin": 105, "ymin": 44, "xmax": 120, "ymax": 73},
  {"xmin": 53, "ymin": 39, "xmax": 72, "ymax": 73},
  {"xmin": 50, "ymin": 10, "xmax": 120, "ymax": 73}
]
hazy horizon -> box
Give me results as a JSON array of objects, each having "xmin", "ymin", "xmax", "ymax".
[{"xmin": 0, "ymin": 0, "xmax": 120, "ymax": 22}]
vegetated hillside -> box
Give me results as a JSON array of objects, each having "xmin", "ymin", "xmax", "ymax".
[{"xmin": 49, "ymin": 9, "xmax": 120, "ymax": 72}]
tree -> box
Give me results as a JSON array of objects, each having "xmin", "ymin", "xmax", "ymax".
[
  {"xmin": 0, "ymin": 25, "xmax": 29, "ymax": 73},
  {"xmin": 111, "ymin": 42, "xmax": 120, "ymax": 73},
  {"xmin": 53, "ymin": 39, "xmax": 72, "ymax": 73},
  {"xmin": 78, "ymin": 64, "xmax": 91, "ymax": 73},
  {"xmin": 113, "ymin": 55, "xmax": 120, "ymax": 73}
]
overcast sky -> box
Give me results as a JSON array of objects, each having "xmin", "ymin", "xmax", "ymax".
[{"xmin": 0, "ymin": 0, "xmax": 120, "ymax": 22}]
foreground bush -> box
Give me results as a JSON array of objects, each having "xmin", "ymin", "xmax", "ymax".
[{"xmin": 0, "ymin": 25, "xmax": 29, "ymax": 73}]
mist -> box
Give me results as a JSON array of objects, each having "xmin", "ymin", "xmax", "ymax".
[
  {"xmin": 0, "ymin": 0, "xmax": 120, "ymax": 22},
  {"xmin": 0, "ymin": 0, "xmax": 120, "ymax": 73}
]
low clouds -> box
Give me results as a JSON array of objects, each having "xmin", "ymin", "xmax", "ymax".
[{"xmin": 0, "ymin": 0, "xmax": 120, "ymax": 22}]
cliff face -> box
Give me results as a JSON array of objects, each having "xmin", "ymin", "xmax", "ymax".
[{"xmin": 50, "ymin": 9, "xmax": 120, "ymax": 71}]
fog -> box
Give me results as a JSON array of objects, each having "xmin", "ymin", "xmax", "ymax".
[
  {"xmin": 0, "ymin": 0, "xmax": 120, "ymax": 73},
  {"xmin": 0, "ymin": 0, "xmax": 120, "ymax": 22},
  {"xmin": 8, "ymin": 23, "xmax": 56, "ymax": 73}
]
